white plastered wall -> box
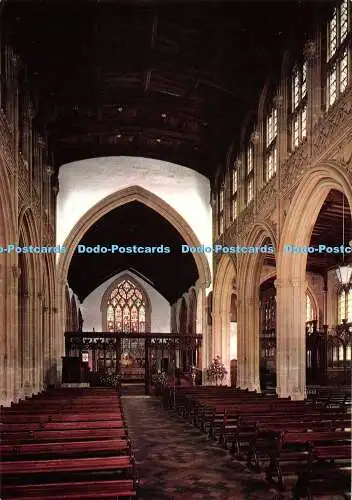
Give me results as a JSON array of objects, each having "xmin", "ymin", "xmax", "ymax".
[{"xmin": 56, "ymin": 156, "xmax": 213, "ymax": 283}]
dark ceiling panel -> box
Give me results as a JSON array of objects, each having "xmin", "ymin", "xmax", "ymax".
[{"xmin": 3, "ymin": 0, "xmax": 330, "ymax": 180}]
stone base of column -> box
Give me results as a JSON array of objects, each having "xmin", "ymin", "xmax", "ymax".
[
  {"xmin": 241, "ymin": 383, "xmax": 261, "ymax": 393},
  {"xmin": 23, "ymin": 382, "xmax": 33, "ymax": 398},
  {"xmin": 276, "ymin": 386, "xmax": 306, "ymax": 400},
  {"xmin": 0, "ymin": 392, "xmax": 13, "ymax": 407}
]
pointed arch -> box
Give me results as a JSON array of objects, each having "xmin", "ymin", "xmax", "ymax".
[
  {"xmin": 179, "ymin": 297, "xmax": 188, "ymax": 333},
  {"xmin": 187, "ymin": 287, "xmax": 197, "ymax": 334},
  {"xmin": 213, "ymin": 254, "xmax": 237, "ymax": 385},
  {"xmin": 56, "ymin": 185, "xmax": 211, "ymax": 350},
  {"xmin": 100, "ymin": 272, "xmax": 151, "ymax": 333}
]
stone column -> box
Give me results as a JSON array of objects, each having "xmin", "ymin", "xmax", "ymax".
[
  {"xmin": 10, "ymin": 264, "xmax": 21, "ymax": 403},
  {"xmin": 0, "ymin": 264, "xmax": 7, "ymax": 405},
  {"xmin": 202, "ymin": 290, "xmax": 211, "ymax": 385},
  {"xmin": 33, "ymin": 290, "xmax": 41, "ymax": 394},
  {"xmin": 236, "ymin": 297, "xmax": 245, "ymax": 388},
  {"xmin": 22, "ymin": 287, "xmax": 33, "ymax": 397},
  {"xmin": 43, "ymin": 304, "xmax": 50, "ymax": 387},
  {"xmin": 276, "ymin": 278, "xmax": 307, "ymax": 400},
  {"xmin": 244, "ymin": 297, "xmax": 261, "ymax": 392},
  {"xmin": 237, "ymin": 295, "xmax": 260, "ymax": 392}
]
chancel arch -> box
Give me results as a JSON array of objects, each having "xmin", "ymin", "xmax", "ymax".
[
  {"xmin": 277, "ymin": 162, "xmax": 352, "ymax": 399},
  {"xmin": 57, "ymin": 185, "xmax": 211, "ymax": 370}
]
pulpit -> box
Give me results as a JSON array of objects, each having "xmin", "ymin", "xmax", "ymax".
[{"xmin": 62, "ymin": 356, "xmax": 89, "ymax": 383}]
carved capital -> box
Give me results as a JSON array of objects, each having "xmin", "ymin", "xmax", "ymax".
[
  {"xmin": 273, "ymin": 93, "xmax": 283, "ymax": 108},
  {"xmin": 12, "ymin": 265, "xmax": 21, "ymax": 280},
  {"xmin": 45, "ymin": 165, "xmax": 55, "ymax": 176},
  {"xmin": 303, "ymin": 39, "xmax": 316, "ymax": 60},
  {"xmin": 290, "ymin": 278, "xmax": 308, "ymax": 289},
  {"xmin": 251, "ymin": 130, "xmax": 260, "ymax": 145}
]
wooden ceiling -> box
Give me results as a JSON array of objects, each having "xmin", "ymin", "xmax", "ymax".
[{"xmin": 2, "ymin": 1, "xmax": 328, "ymax": 180}]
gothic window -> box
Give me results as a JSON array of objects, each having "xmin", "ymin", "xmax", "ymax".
[
  {"xmin": 326, "ymin": 0, "xmax": 351, "ymax": 108},
  {"xmin": 103, "ymin": 278, "xmax": 150, "ymax": 332},
  {"xmin": 218, "ymin": 184, "xmax": 224, "ymax": 236},
  {"xmin": 246, "ymin": 144, "xmax": 254, "ymax": 204},
  {"xmin": 290, "ymin": 61, "xmax": 307, "ymax": 150},
  {"xmin": 264, "ymin": 106, "xmax": 277, "ymax": 183},
  {"xmin": 306, "ymin": 292, "xmax": 316, "ymax": 322},
  {"xmin": 338, "ymin": 285, "xmax": 352, "ymax": 323},
  {"xmin": 230, "ymin": 162, "xmax": 238, "ymax": 220}
]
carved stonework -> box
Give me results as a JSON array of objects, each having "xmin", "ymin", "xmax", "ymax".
[
  {"xmin": 224, "ymin": 222, "xmax": 237, "ymax": 243},
  {"xmin": 236, "ymin": 204, "xmax": 254, "ymax": 240},
  {"xmin": 256, "ymin": 178, "xmax": 276, "ymax": 218},
  {"xmin": 303, "ymin": 39, "xmax": 317, "ymax": 60},
  {"xmin": 12, "ymin": 265, "xmax": 21, "ymax": 280},
  {"xmin": 312, "ymin": 87, "xmax": 352, "ymax": 160},
  {"xmin": 280, "ymin": 142, "xmax": 311, "ymax": 192}
]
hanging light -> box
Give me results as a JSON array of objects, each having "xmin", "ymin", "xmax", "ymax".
[
  {"xmin": 336, "ymin": 265, "xmax": 352, "ymax": 286},
  {"xmin": 336, "ymin": 193, "xmax": 352, "ymax": 286}
]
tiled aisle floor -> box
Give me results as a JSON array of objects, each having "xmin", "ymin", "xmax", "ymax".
[{"xmin": 122, "ymin": 396, "xmax": 339, "ymax": 500}]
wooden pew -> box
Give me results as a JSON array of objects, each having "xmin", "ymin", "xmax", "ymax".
[
  {"xmin": 2, "ymin": 479, "xmax": 137, "ymax": 499},
  {"xmin": 0, "ymin": 427, "xmax": 128, "ymax": 444},
  {"xmin": 1, "ymin": 419, "xmax": 125, "ymax": 432},
  {"xmin": 1, "ymin": 427, "xmax": 127, "ymax": 444},
  {"xmin": 2, "ymin": 411, "xmax": 123, "ymax": 423},
  {"xmin": 1, "ymin": 438, "xmax": 131, "ymax": 460},
  {"xmin": 299, "ymin": 443, "xmax": 351, "ymax": 500},
  {"xmin": 260, "ymin": 430, "xmax": 351, "ymax": 492}
]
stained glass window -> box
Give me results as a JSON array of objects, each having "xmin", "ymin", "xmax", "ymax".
[
  {"xmin": 106, "ymin": 279, "xmax": 148, "ymax": 332},
  {"xmin": 306, "ymin": 293, "xmax": 315, "ymax": 322}
]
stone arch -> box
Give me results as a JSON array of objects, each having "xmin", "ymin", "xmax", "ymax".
[
  {"xmin": 100, "ymin": 271, "xmax": 152, "ymax": 333},
  {"xmin": 276, "ymin": 162, "xmax": 352, "ymax": 399},
  {"xmin": 278, "ymin": 162, "xmax": 352, "ymax": 281},
  {"xmin": 170, "ymin": 303, "xmax": 177, "ymax": 333},
  {"xmin": 179, "ymin": 297, "xmax": 188, "ymax": 333},
  {"xmin": 58, "ymin": 185, "xmax": 211, "ymax": 287},
  {"xmin": 56, "ymin": 185, "xmax": 211, "ymax": 359},
  {"xmin": 213, "ymin": 254, "xmax": 237, "ymax": 385},
  {"xmin": 236, "ymin": 223, "xmax": 277, "ymax": 392},
  {"xmin": 187, "ymin": 287, "xmax": 197, "ymax": 334},
  {"xmin": 0, "ymin": 156, "xmax": 17, "ymax": 405},
  {"xmin": 65, "ymin": 286, "xmax": 71, "ymax": 331},
  {"xmin": 71, "ymin": 295, "xmax": 78, "ymax": 332},
  {"xmin": 196, "ymin": 287, "xmax": 204, "ymax": 335},
  {"xmin": 18, "ymin": 208, "xmax": 40, "ymax": 396},
  {"xmin": 42, "ymin": 254, "xmax": 54, "ymax": 385},
  {"xmin": 306, "ymin": 285, "xmax": 319, "ymax": 323}
]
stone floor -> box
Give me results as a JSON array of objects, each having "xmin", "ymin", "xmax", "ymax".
[{"xmin": 121, "ymin": 397, "xmax": 347, "ymax": 500}]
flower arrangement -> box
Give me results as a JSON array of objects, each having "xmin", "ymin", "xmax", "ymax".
[
  {"xmin": 99, "ymin": 372, "xmax": 121, "ymax": 388},
  {"xmin": 207, "ymin": 356, "xmax": 228, "ymax": 385},
  {"xmin": 152, "ymin": 370, "xmax": 168, "ymax": 385}
]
